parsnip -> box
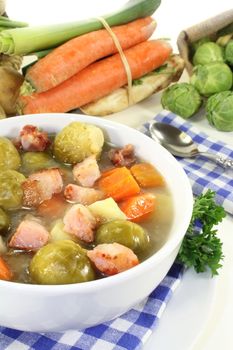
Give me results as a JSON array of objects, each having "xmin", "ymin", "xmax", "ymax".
[{"xmin": 81, "ymin": 54, "xmax": 184, "ymax": 116}]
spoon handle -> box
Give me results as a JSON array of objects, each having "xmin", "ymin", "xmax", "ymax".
[{"xmin": 199, "ymin": 152, "xmax": 233, "ymax": 169}]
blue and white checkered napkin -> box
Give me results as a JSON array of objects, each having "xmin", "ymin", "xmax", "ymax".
[
  {"xmin": 142, "ymin": 111, "xmax": 233, "ymax": 215},
  {"xmin": 0, "ymin": 263, "xmax": 183, "ymax": 350}
]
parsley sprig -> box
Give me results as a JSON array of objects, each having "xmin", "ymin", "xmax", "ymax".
[{"xmin": 178, "ymin": 190, "xmax": 226, "ymax": 276}]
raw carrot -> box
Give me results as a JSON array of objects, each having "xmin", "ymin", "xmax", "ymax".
[
  {"xmin": 0, "ymin": 256, "xmax": 13, "ymax": 281},
  {"xmin": 119, "ymin": 193, "xmax": 156, "ymax": 222},
  {"xmin": 98, "ymin": 167, "xmax": 140, "ymax": 202},
  {"xmin": 26, "ymin": 17, "xmax": 156, "ymax": 92},
  {"xmin": 18, "ymin": 40, "xmax": 172, "ymax": 114},
  {"xmin": 130, "ymin": 163, "xmax": 165, "ymax": 187},
  {"xmin": 37, "ymin": 193, "xmax": 68, "ymax": 219}
]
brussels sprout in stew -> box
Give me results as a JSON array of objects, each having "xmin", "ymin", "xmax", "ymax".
[{"xmin": 0, "ymin": 122, "xmax": 173, "ymax": 284}]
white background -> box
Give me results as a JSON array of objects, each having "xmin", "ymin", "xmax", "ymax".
[{"xmin": 5, "ymin": 1, "xmax": 233, "ymax": 349}]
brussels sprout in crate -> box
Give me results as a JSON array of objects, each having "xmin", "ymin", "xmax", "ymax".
[
  {"xmin": 225, "ymin": 40, "xmax": 233, "ymax": 65},
  {"xmin": 193, "ymin": 42, "xmax": 225, "ymax": 66},
  {"xmin": 177, "ymin": 9, "xmax": 233, "ymax": 75},
  {"xmin": 191, "ymin": 37, "xmax": 211, "ymax": 52},
  {"xmin": 190, "ymin": 62, "xmax": 233, "ymax": 96},
  {"xmin": 206, "ymin": 91, "xmax": 233, "ymax": 131},
  {"xmin": 161, "ymin": 83, "xmax": 202, "ymax": 118}
]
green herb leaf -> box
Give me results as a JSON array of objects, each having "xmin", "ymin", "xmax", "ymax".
[
  {"xmin": 132, "ymin": 78, "xmax": 143, "ymax": 86},
  {"xmin": 153, "ymin": 63, "xmax": 168, "ymax": 73},
  {"xmin": 178, "ymin": 190, "xmax": 226, "ymax": 276}
]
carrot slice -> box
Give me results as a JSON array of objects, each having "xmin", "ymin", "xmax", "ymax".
[
  {"xmin": 0, "ymin": 256, "xmax": 13, "ymax": 281},
  {"xmin": 18, "ymin": 40, "xmax": 172, "ymax": 114},
  {"xmin": 37, "ymin": 193, "xmax": 68, "ymax": 219},
  {"xmin": 119, "ymin": 193, "xmax": 156, "ymax": 222},
  {"xmin": 98, "ymin": 167, "xmax": 140, "ymax": 202},
  {"xmin": 130, "ymin": 163, "xmax": 165, "ymax": 188},
  {"xmin": 26, "ymin": 17, "xmax": 156, "ymax": 92},
  {"xmin": 100, "ymin": 167, "xmax": 118, "ymax": 178}
]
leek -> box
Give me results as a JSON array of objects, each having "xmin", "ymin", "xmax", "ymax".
[
  {"xmin": 0, "ymin": 0, "xmax": 161, "ymax": 55},
  {"xmin": 32, "ymin": 48, "xmax": 53, "ymax": 58},
  {"xmin": 0, "ymin": 16, "xmax": 28, "ymax": 28}
]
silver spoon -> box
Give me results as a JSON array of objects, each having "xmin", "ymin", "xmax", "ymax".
[{"xmin": 149, "ymin": 121, "xmax": 233, "ymax": 169}]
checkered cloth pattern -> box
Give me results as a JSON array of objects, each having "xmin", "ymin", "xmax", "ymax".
[
  {"xmin": 0, "ymin": 263, "xmax": 183, "ymax": 350},
  {"xmin": 142, "ymin": 111, "xmax": 233, "ymax": 215}
]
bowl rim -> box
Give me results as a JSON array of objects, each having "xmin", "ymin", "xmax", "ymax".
[{"xmin": 0, "ymin": 113, "xmax": 193, "ymax": 293}]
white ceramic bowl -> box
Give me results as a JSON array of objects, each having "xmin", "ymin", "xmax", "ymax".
[{"xmin": 0, "ymin": 113, "xmax": 193, "ymax": 332}]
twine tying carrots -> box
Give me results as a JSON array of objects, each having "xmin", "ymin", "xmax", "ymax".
[{"xmin": 96, "ymin": 16, "xmax": 134, "ymax": 105}]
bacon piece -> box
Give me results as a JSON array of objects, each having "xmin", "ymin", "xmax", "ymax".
[
  {"xmin": 29, "ymin": 168, "xmax": 63, "ymax": 197},
  {"xmin": 8, "ymin": 219, "xmax": 49, "ymax": 251},
  {"xmin": 12, "ymin": 137, "xmax": 22, "ymax": 150},
  {"xmin": 63, "ymin": 204, "xmax": 96, "ymax": 243},
  {"xmin": 73, "ymin": 156, "xmax": 101, "ymax": 187},
  {"xmin": 64, "ymin": 184, "xmax": 104, "ymax": 205},
  {"xmin": 19, "ymin": 125, "xmax": 50, "ymax": 152},
  {"xmin": 22, "ymin": 179, "xmax": 42, "ymax": 208},
  {"xmin": 87, "ymin": 243, "xmax": 139, "ymax": 276},
  {"xmin": 108, "ymin": 144, "xmax": 136, "ymax": 167},
  {"xmin": 23, "ymin": 168, "xmax": 63, "ymax": 207}
]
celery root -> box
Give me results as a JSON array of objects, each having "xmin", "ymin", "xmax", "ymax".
[{"xmin": 0, "ymin": 66, "xmax": 24, "ymax": 114}]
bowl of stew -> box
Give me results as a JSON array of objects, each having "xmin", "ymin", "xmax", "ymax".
[{"xmin": 0, "ymin": 113, "xmax": 193, "ymax": 332}]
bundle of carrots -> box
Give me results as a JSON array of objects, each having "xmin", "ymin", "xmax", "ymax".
[{"xmin": 18, "ymin": 16, "xmax": 184, "ymax": 116}]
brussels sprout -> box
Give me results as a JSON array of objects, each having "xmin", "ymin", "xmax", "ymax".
[
  {"xmin": 190, "ymin": 62, "xmax": 233, "ymax": 96},
  {"xmin": 225, "ymin": 40, "xmax": 233, "ymax": 65},
  {"xmin": 191, "ymin": 37, "xmax": 211, "ymax": 52},
  {"xmin": 193, "ymin": 42, "xmax": 224, "ymax": 66},
  {"xmin": 0, "ymin": 208, "xmax": 10, "ymax": 232},
  {"xmin": 95, "ymin": 220, "xmax": 149, "ymax": 254},
  {"xmin": 53, "ymin": 122, "xmax": 104, "ymax": 164},
  {"xmin": 206, "ymin": 91, "xmax": 233, "ymax": 131},
  {"xmin": 29, "ymin": 240, "xmax": 95, "ymax": 284},
  {"xmin": 0, "ymin": 137, "xmax": 21, "ymax": 170},
  {"xmin": 21, "ymin": 151, "xmax": 57, "ymax": 174},
  {"xmin": 161, "ymin": 83, "xmax": 202, "ymax": 118},
  {"xmin": 0, "ymin": 170, "xmax": 25, "ymax": 209}
]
